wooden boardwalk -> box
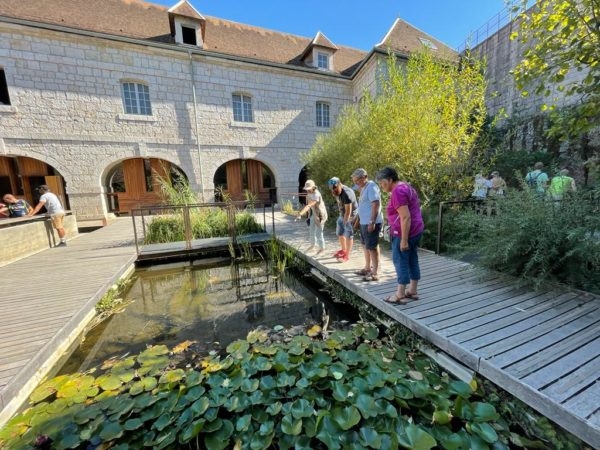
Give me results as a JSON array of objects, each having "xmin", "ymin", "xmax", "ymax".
[
  {"xmin": 267, "ymin": 212, "xmax": 600, "ymax": 449},
  {"xmin": 0, "ymin": 218, "xmax": 137, "ymax": 424},
  {"xmin": 0, "ymin": 211, "xmax": 598, "ymax": 447}
]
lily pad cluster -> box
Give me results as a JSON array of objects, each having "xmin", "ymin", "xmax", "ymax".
[{"xmin": 1, "ymin": 323, "xmax": 538, "ymax": 449}]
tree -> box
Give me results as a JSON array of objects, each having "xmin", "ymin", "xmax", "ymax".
[
  {"xmin": 510, "ymin": 0, "xmax": 600, "ymax": 138},
  {"xmin": 303, "ymin": 50, "xmax": 488, "ymax": 206}
]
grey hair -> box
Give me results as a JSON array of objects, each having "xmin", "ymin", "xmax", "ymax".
[{"xmin": 375, "ymin": 166, "xmax": 399, "ymax": 182}]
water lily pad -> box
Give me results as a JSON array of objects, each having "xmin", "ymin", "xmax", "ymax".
[
  {"xmin": 97, "ymin": 374, "xmax": 123, "ymax": 391},
  {"xmin": 398, "ymin": 424, "xmax": 437, "ymax": 450},
  {"xmin": 159, "ymin": 369, "xmax": 185, "ymax": 385},
  {"xmin": 99, "ymin": 421, "xmax": 124, "ymax": 441},
  {"xmin": 281, "ymin": 414, "xmax": 302, "ymax": 435},
  {"xmin": 226, "ymin": 340, "xmax": 250, "ymax": 355},
  {"xmin": 469, "ymin": 421, "xmax": 499, "ymax": 443},
  {"xmin": 332, "ymin": 406, "xmax": 361, "ymax": 430}
]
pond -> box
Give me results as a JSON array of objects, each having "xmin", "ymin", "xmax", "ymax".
[{"xmin": 58, "ymin": 257, "xmax": 355, "ymax": 374}]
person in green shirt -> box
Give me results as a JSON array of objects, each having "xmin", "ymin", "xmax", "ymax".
[{"xmin": 548, "ymin": 169, "xmax": 576, "ymax": 201}]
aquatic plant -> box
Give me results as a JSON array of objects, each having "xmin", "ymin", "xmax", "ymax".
[{"xmin": 1, "ymin": 322, "xmax": 571, "ymax": 450}]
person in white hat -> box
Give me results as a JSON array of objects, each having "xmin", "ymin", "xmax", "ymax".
[{"xmin": 296, "ymin": 179, "xmax": 328, "ymax": 255}]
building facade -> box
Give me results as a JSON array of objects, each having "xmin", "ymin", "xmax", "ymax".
[{"xmin": 0, "ymin": 0, "xmax": 455, "ymax": 222}]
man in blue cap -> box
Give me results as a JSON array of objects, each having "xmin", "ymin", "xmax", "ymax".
[{"xmin": 328, "ymin": 177, "xmax": 357, "ymax": 263}]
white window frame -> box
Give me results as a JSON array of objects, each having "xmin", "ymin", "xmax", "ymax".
[
  {"xmin": 316, "ymin": 51, "xmax": 330, "ymax": 70},
  {"xmin": 174, "ymin": 19, "xmax": 202, "ymax": 47},
  {"xmin": 121, "ymin": 81, "xmax": 152, "ymax": 116},
  {"xmin": 232, "ymin": 93, "xmax": 254, "ymax": 123},
  {"xmin": 316, "ymin": 101, "xmax": 330, "ymax": 128}
]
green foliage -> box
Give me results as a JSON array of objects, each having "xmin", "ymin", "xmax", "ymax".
[
  {"xmin": 449, "ymin": 188, "xmax": 600, "ymax": 293},
  {"xmin": 1, "ymin": 324, "xmax": 554, "ymax": 450},
  {"xmin": 144, "ymin": 207, "xmax": 262, "ymax": 244},
  {"xmin": 511, "ymin": 0, "xmax": 600, "ymax": 138},
  {"xmin": 488, "ymin": 150, "xmax": 557, "ymax": 188},
  {"xmin": 95, "ymin": 277, "xmax": 135, "ymax": 314},
  {"xmin": 304, "ymin": 50, "xmax": 488, "ymax": 205}
]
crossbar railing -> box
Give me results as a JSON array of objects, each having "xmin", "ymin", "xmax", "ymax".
[{"xmin": 130, "ymin": 201, "xmax": 275, "ymax": 257}]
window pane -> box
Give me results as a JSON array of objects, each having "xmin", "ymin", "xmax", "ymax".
[
  {"xmin": 121, "ymin": 82, "xmax": 152, "ymax": 115},
  {"xmin": 232, "ymin": 94, "xmax": 253, "ymax": 122},
  {"xmin": 316, "ymin": 102, "xmax": 330, "ymax": 127},
  {"xmin": 317, "ymin": 52, "xmax": 329, "ymax": 69}
]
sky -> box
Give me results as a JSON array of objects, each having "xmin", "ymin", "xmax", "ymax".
[{"xmin": 152, "ymin": 0, "xmax": 511, "ymax": 50}]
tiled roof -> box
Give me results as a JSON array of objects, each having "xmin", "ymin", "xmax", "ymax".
[
  {"xmin": 0, "ymin": 0, "xmax": 455, "ymax": 76},
  {"xmin": 168, "ymin": 0, "xmax": 204, "ymax": 20},
  {"xmin": 312, "ymin": 31, "xmax": 338, "ymax": 51},
  {"xmin": 377, "ymin": 18, "xmax": 457, "ymax": 60}
]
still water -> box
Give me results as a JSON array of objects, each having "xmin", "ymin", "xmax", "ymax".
[{"xmin": 58, "ymin": 258, "xmax": 353, "ymax": 374}]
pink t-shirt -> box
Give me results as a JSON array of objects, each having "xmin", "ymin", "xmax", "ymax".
[{"xmin": 386, "ymin": 182, "xmax": 424, "ymax": 239}]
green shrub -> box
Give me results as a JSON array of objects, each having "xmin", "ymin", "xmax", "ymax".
[
  {"xmin": 449, "ymin": 188, "xmax": 600, "ymax": 293},
  {"xmin": 144, "ymin": 216, "xmax": 185, "ymax": 243}
]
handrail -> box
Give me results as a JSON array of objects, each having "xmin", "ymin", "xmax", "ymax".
[{"xmin": 130, "ymin": 201, "xmax": 275, "ymax": 256}]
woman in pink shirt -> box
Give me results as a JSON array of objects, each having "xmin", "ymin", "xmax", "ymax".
[{"xmin": 376, "ymin": 167, "xmax": 425, "ymax": 304}]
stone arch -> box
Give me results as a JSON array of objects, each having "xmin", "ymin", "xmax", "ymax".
[
  {"xmin": 0, "ymin": 154, "xmax": 70, "ymax": 211},
  {"xmin": 101, "ymin": 157, "xmax": 188, "ymax": 214},
  {"xmin": 212, "ymin": 158, "xmax": 276, "ymax": 204}
]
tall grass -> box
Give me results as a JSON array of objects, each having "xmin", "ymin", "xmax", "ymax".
[{"xmin": 143, "ymin": 174, "xmax": 263, "ymax": 244}]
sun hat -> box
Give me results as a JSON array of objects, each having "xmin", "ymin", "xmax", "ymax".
[
  {"xmin": 328, "ymin": 177, "xmax": 341, "ymax": 188},
  {"xmin": 303, "ymin": 179, "xmax": 316, "ymax": 190},
  {"xmin": 351, "ymin": 168, "xmax": 367, "ymax": 179}
]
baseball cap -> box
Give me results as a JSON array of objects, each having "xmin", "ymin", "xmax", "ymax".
[
  {"xmin": 351, "ymin": 168, "xmax": 367, "ymax": 179},
  {"xmin": 328, "ymin": 177, "xmax": 340, "ymax": 188},
  {"xmin": 303, "ymin": 179, "xmax": 316, "ymax": 190}
]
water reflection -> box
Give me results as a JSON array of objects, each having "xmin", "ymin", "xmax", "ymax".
[{"xmin": 59, "ymin": 260, "xmax": 350, "ymax": 374}]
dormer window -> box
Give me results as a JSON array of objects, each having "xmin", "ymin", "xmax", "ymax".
[
  {"xmin": 317, "ymin": 52, "xmax": 330, "ymax": 70},
  {"xmin": 168, "ymin": 1, "xmax": 206, "ymax": 48},
  {"xmin": 181, "ymin": 25, "xmax": 197, "ymax": 46}
]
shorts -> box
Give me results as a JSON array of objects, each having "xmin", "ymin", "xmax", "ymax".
[
  {"xmin": 51, "ymin": 212, "xmax": 65, "ymax": 229},
  {"xmin": 360, "ymin": 223, "xmax": 381, "ymax": 250},
  {"xmin": 336, "ymin": 216, "xmax": 354, "ymax": 238}
]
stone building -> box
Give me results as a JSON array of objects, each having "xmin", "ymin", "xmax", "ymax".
[{"xmin": 0, "ymin": 0, "xmax": 455, "ymax": 223}]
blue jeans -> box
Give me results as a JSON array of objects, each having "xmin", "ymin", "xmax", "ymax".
[
  {"xmin": 391, "ymin": 233, "xmax": 422, "ymax": 285},
  {"xmin": 309, "ymin": 216, "xmax": 325, "ymax": 248}
]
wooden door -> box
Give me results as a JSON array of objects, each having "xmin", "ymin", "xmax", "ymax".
[
  {"xmin": 44, "ymin": 175, "xmax": 67, "ymax": 209},
  {"xmin": 225, "ymin": 160, "xmax": 243, "ymax": 201}
]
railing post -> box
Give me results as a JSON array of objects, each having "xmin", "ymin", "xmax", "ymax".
[
  {"xmin": 436, "ymin": 202, "xmax": 445, "ymax": 255},
  {"xmin": 132, "ymin": 211, "xmax": 140, "ymax": 256},
  {"xmin": 228, "ymin": 204, "xmax": 237, "ymax": 245},
  {"xmin": 271, "ymin": 202, "xmax": 275, "ymax": 236},
  {"xmin": 183, "ymin": 205, "xmax": 192, "ymax": 250}
]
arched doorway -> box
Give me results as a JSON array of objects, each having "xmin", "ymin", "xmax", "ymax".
[
  {"xmin": 213, "ymin": 159, "xmax": 276, "ymax": 204},
  {"xmin": 298, "ymin": 166, "xmax": 309, "ymax": 206},
  {"xmin": 0, "ymin": 155, "xmax": 68, "ymax": 211},
  {"xmin": 104, "ymin": 158, "xmax": 187, "ymax": 214}
]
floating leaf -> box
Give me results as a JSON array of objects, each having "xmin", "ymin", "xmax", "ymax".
[
  {"xmin": 124, "ymin": 418, "xmax": 144, "ymax": 431},
  {"xmin": 172, "ymin": 340, "xmax": 197, "ymax": 354},
  {"xmin": 235, "ymin": 414, "xmax": 252, "ymax": 432},
  {"xmin": 97, "ymin": 374, "xmax": 123, "ymax": 391},
  {"xmin": 281, "ymin": 415, "xmax": 302, "ymax": 435},
  {"xmin": 179, "ymin": 419, "xmax": 204, "ymax": 443},
  {"xmin": 307, "ymin": 325, "xmax": 322, "ymax": 337},
  {"xmin": 99, "ymin": 421, "xmax": 124, "ymax": 441},
  {"xmin": 290, "ymin": 399, "xmax": 314, "ymax": 419},
  {"xmin": 469, "ymin": 422, "xmax": 498, "ymax": 443},
  {"xmin": 449, "ymin": 380, "xmax": 474, "ymax": 398},
  {"xmin": 332, "ymin": 406, "xmax": 361, "ymax": 430},
  {"xmin": 159, "ymin": 369, "xmax": 185, "ymax": 385},
  {"xmin": 408, "ymin": 370, "xmax": 424, "ymax": 381},
  {"xmin": 472, "ymin": 402, "xmax": 499, "ymax": 422},
  {"xmin": 398, "ymin": 424, "xmax": 437, "ymax": 450}
]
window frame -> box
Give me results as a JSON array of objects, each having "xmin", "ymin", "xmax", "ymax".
[
  {"xmin": 0, "ymin": 68, "xmax": 11, "ymax": 106},
  {"xmin": 316, "ymin": 101, "xmax": 330, "ymax": 128},
  {"xmin": 232, "ymin": 93, "xmax": 254, "ymax": 123},
  {"xmin": 316, "ymin": 51, "xmax": 330, "ymax": 70},
  {"xmin": 121, "ymin": 81, "xmax": 152, "ymax": 116}
]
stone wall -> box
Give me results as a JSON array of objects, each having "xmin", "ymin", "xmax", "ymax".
[
  {"xmin": 0, "ymin": 214, "xmax": 78, "ymax": 266},
  {"xmin": 0, "ymin": 22, "xmax": 354, "ymax": 220}
]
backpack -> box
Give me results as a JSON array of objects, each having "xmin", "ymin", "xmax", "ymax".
[{"xmin": 526, "ymin": 171, "xmax": 540, "ymax": 188}]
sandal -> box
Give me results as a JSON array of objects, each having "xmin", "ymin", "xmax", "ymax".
[
  {"xmin": 363, "ymin": 273, "xmax": 379, "ymax": 282},
  {"xmin": 406, "ymin": 292, "xmax": 420, "ymax": 300},
  {"xmin": 354, "ymin": 268, "xmax": 371, "ymax": 276},
  {"xmin": 383, "ymin": 294, "xmax": 409, "ymax": 305}
]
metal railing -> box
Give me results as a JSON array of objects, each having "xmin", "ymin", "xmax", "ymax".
[{"xmin": 130, "ymin": 201, "xmax": 275, "ymax": 256}]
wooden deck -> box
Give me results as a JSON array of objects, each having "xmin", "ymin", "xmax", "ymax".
[
  {"xmin": 267, "ymin": 212, "xmax": 600, "ymax": 449},
  {"xmin": 0, "ymin": 211, "xmax": 598, "ymax": 447},
  {"xmin": 0, "ymin": 218, "xmax": 137, "ymax": 424}
]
